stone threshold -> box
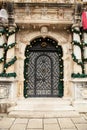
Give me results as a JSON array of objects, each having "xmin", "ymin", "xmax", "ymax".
[{"xmin": 8, "ymin": 110, "xmax": 80, "ymax": 118}]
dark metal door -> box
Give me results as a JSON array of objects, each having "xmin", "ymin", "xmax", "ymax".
[
  {"xmin": 35, "ymin": 54, "xmax": 52, "ymax": 96},
  {"xmin": 24, "ymin": 37, "xmax": 64, "ymax": 97},
  {"xmin": 26, "ymin": 52, "xmax": 59, "ymax": 97}
]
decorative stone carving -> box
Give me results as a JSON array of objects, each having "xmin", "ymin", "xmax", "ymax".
[
  {"xmin": 0, "ymin": 83, "xmax": 10, "ymax": 99},
  {"xmin": 41, "ymin": 26, "xmax": 48, "ymax": 37},
  {"xmin": 41, "ymin": 26, "xmax": 48, "ymax": 34},
  {"xmin": 15, "ymin": 6, "xmax": 73, "ymax": 23},
  {"xmin": 41, "ymin": 7, "xmax": 48, "ymax": 17},
  {"xmin": 73, "ymin": 82, "xmax": 87, "ymax": 100}
]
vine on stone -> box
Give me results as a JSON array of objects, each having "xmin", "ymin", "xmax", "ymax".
[
  {"xmin": 0, "ymin": 26, "xmax": 19, "ymax": 78},
  {"xmin": 71, "ymin": 27, "xmax": 87, "ymax": 78}
]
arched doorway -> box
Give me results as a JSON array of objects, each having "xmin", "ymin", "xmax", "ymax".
[{"xmin": 24, "ymin": 37, "xmax": 64, "ymax": 97}]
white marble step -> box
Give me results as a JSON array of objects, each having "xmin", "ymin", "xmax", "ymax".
[
  {"xmin": 8, "ymin": 110, "xmax": 80, "ymax": 118},
  {"xmin": 8, "ymin": 104, "xmax": 74, "ymax": 112},
  {"xmin": 17, "ymin": 98, "xmax": 71, "ymax": 105},
  {"xmin": 8, "ymin": 98, "xmax": 74, "ymax": 112}
]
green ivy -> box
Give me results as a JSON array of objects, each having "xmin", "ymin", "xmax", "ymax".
[
  {"xmin": 0, "ymin": 28, "xmax": 6, "ymax": 36},
  {"xmin": 0, "ymin": 42, "xmax": 17, "ymax": 50},
  {"xmin": 6, "ymin": 27, "xmax": 19, "ymax": 38},
  {"xmin": 7, "ymin": 42, "xmax": 17, "ymax": 50},
  {"xmin": 0, "ymin": 72, "xmax": 16, "ymax": 78},
  {"xmin": 58, "ymin": 81, "xmax": 64, "ymax": 97},
  {"xmin": 72, "ymin": 53, "xmax": 83, "ymax": 66},
  {"xmin": 83, "ymin": 42, "xmax": 87, "ymax": 47},
  {"xmin": 3, "ymin": 43, "xmax": 7, "ymax": 49},
  {"xmin": 71, "ymin": 73, "xmax": 87, "ymax": 78},
  {"xmin": 71, "ymin": 26, "xmax": 87, "ymax": 77},
  {"xmin": 84, "ymin": 58, "xmax": 87, "ymax": 62},
  {"xmin": 83, "ymin": 29, "xmax": 87, "ymax": 33},
  {"xmin": 0, "ymin": 26, "xmax": 19, "ymax": 78},
  {"xmin": 4, "ymin": 56, "xmax": 17, "ymax": 69},
  {"xmin": 71, "ymin": 28, "xmax": 81, "ymax": 34},
  {"xmin": 0, "ymin": 45, "xmax": 3, "ymax": 48},
  {"xmin": 72, "ymin": 40, "xmax": 82, "ymax": 49}
]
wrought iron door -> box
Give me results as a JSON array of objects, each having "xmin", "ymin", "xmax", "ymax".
[
  {"xmin": 26, "ymin": 52, "xmax": 59, "ymax": 97},
  {"xmin": 35, "ymin": 54, "xmax": 52, "ymax": 96}
]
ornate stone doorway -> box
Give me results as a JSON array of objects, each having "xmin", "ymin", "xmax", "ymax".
[{"xmin": 24, "ymin": 37, "xmax": 64, "ymax": 98}]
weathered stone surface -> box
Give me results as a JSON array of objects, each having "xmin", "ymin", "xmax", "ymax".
[
  {"xmin": 27, "ymin": 119, "xmax": 43, "ymax": 129},
  {"xmin": 8, "ymin": 111, "xmax": 80, "ymax": 118},
  {"xmin": 27, "ymin": 129, "xmax": 42, "ymax": 130},
  {"xmin": 84, "ymin": 114, "xmax": 87, "ymax": 120},
  {"xmin": 58, "ymin": 118, "xmax": 75, "ymax": 129},
  {"xmin": 0, "ymin": 117, "xmax": 15, "ymax": 129},
  {"xmin": 61, "ymin": 129, "xmax": 77, "ymax": 130},
  {"xmin": 71, "ymin": 117, "xmax": 87, "ymax": 124},
  {"xmin": 10, "ymin": 124, "xmax": 26, "ymax": 130},
  {"xmin": 75, "ymin": 124, "xmax": 87, "ymax": 130},
  {"xmin": 14, "ymin": 118, "xmax": 28, "ymax": 124},
  {"xmin": 44, "ymin": 118, "xmax": 58, "ymax": 124},
  {"xmin": 44, "ymin": 124, "xmax": 60, "ymax": 130},
  {"xmin": 0, "ymin": 112, "xmax": 87, "ymax": 130}
]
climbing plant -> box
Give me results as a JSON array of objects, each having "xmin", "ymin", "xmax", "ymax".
[
  {"xmin": 0, "ymin": 26, "xmax": 19, "ymax": 78},
  {"xmin": 71, "ymin": 27, "xmax": 87, "ymax": 78}
]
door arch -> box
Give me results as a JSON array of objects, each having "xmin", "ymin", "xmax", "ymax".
[{"xmin": 24, "ymin": 37, "xmax": 64, "ymax": 97}]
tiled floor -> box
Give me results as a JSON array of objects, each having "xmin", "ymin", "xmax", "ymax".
[{"xmin": 0, "ymin": 112, "xmax": 87, "ymax": 130}]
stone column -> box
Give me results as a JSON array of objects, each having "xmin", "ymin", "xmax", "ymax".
[
  {"xmin": 17, "ymin": 42, "xmax": 26, "ymax": 99},
  {"xmin": 17, "ymin": 58, "xmax": 25, "ymax": 99},
  {"xmin": 83, "ymin": 32, "xmax": 87, "ymax": 74},
  {"xmin": 72, "ymin": 26, "xmax": 82, "ymax": 74},
  {"xmin": 62, "ymin": 43, "xmax": 72, "ymax": 98},
  {"xmin": 0, "ymin": 27, "xmax": 5, "ymax": 73},
  {"xmin": 5, "ymin": 26, "xmax": 18, "ymax": 100},
  {"xmin": 6, "ymin": 26, "xmax": 15, "ymax": 73}
]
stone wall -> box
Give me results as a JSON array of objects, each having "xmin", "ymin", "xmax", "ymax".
[
  {"xmin": 15, "ymin": 28, "xmax": 72, "ymax": 98},
  {"xmin": 0, "ymin": 0, "xmax": 87, "ymax": 113}
]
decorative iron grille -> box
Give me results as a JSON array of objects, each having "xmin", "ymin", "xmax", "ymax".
[{"xmin": 24, "ymin": 37, "xmax": 64, "ymax": 97}]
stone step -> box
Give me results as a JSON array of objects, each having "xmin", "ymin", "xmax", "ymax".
[
  {"xmin": 8, "ymin": 98, "xmax": 73, "ymax": 112},
  {"xmin": 17, "ymin": 98, "xmax": 71, "ymax": 105},
  {"xmin": 8, "ymin": 110, "xmax": 80, "ymax": 118},
  {"xmin": 8, "ymin": 105, "xmax": 74, "ymax": 112},
  {"xmin": 73, "ymin": 100, "xmax": 87, "ymax": 112}
]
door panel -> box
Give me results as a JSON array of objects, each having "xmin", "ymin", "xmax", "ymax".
[
  {"xmin": 35, "ymin": 55, "xmax": 52, "ymax": 96},
  {"xmin": 26, "ymin": 52, "xmax": 59, "ymax": 97}
]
